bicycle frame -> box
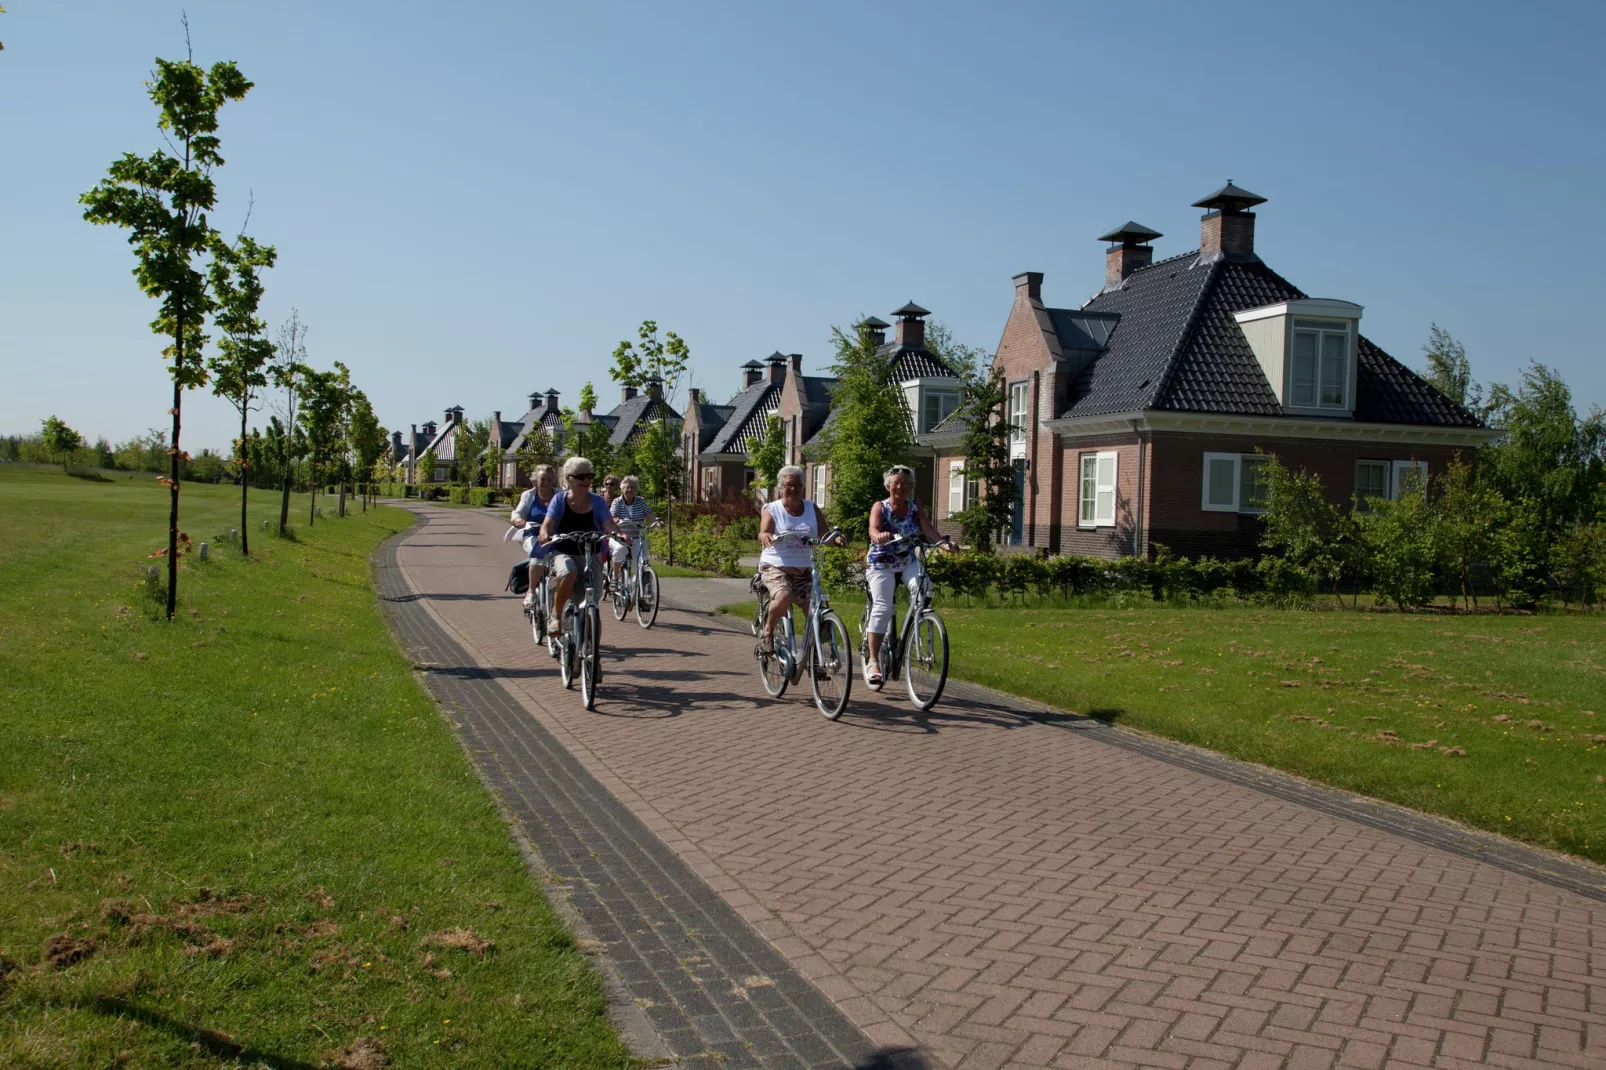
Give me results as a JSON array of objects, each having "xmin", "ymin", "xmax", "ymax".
[
  {"xmin": 863, "ymin": 539, "xmax": 936, "ymax": 681},
  {"xmin": 759, "ymin": 533, "xmax": 835, "ymax": 679}
]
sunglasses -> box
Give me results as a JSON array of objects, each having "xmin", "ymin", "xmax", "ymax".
[{"xmin": 571, "ymin": 473, "xmax": 594, "ymax": 481}]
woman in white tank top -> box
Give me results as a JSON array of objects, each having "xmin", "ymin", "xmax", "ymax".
[{"xmin": 755, "ymin": 465, "xmax": 838, "ymax": 654}]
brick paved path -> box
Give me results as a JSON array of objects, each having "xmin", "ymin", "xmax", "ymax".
[{"xmin": 389, "ymin": 505, "xmax": 1606, "ymax": 1069}]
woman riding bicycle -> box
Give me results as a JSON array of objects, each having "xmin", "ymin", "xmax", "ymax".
[
  {"xmin": 864, "ymin": 464, "xmax": 951, "ymax": 686},
  {"xmin": 511, "ymin": 464, "xmax": 558, "ymax": 611},
  {"xmin": 608, "ymin": 475, "xmax": 657, "ymax": 587},
  {"xmin": 756, "ymin": 465, "xmax": 841, "ymax": 656},
  {"xmin": 538, "ymin": 457, "xmax": 632, "ymax": 637}
]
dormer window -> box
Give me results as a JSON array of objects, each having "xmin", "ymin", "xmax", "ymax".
[
  {"xmin": 1290, "ymin": 318, "xmax": 1350, "ymax": 409},
  {"xmin": 1233, "ymin": 299, "xmax": 1363, "ymax": 417}
]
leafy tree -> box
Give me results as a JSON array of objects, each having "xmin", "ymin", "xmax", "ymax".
[
  {"xmin": 299, "ymin": 363, "xmax": 354, "ymax": 524},
  {"xmin": 1482, "ymin": 362, "xmax": 1605, "ymax": 549},
  {"xmin": 517, "ymin": 424, "xmax": 558, "ymax": 478},
  {"xmin": 1421, "ymin": 323, "xmax": 1482, "ymax": 412},
  {"xmin": 454, "ymin": 418, "xmax": 492, "ymax": 487},
  {"xmin": 39, "ymin": 416, "xmax": 83, "ymax": 470},
  {"xmin": 1356, "ymin": 467, "xmax": 1438, "ymax": 610},
  {"xmin": 751, "ymin": 414, "xmax": 786, "ymax": 497},
  {"xmin": 207, "ymin": 229, "xmax": 276, "ymax": 553},
  {"xmin": 1433, "ymin": 455, "xmax": 1506, "ymax": 609},
  {"xmin": 631, "ymin": 419, "xmax": 685, "ymax": 502},
  {"xmin": 92, "ymin": 436, "xmax": 116, "ymax": 469},
  {"xmin": 80, "ymin": 35, "xmax": 253, "ymax": 618},
  {"xmin": 925, "ymin": 320, "xmax": 990, "ymax": 383},
  {"xmin": 953, "ymin": 365, "xmax": 1016, "ymax": 551},
  {"xmin": 611, "ymin": 321, "xmax": 691, "ymax": 557},
  {"xmin": 271, "ymin": 311, "xmax": 309, "ymax": 533},
  {"xmin": 817, "ymin": 319, "xmax": 915, "ymax": 535},
  {"xmin": 416, "ymin": 447, "xmax": 437, "ymax": 485},
  {"xmin": 1256, "ymin": 455, "xmax": 1346, "ymax": 597},
  {"xmin": 348, "ymin": 391, "xmax": 386, "ymax": 510}
]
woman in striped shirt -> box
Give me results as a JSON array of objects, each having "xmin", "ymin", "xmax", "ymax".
[{"xmin": 609, "ymin": 475, "xmax": 657, "ymax": 587}]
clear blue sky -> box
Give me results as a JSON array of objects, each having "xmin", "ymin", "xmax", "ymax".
[{"xmin": 3, "ymin": 0, "xmax": 1603, "ymax": 452}]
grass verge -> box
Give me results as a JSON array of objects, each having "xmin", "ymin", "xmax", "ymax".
[
  {"xmin": 720, "ymin": 593, "xmax": 1606, "ymax": 863},
  {"xmin": 0, "ymin": 467, "xmax": 631, "ymax": 1068}
]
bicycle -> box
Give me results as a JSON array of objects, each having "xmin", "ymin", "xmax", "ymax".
[
  {"xmin": 859, "ymin": 535, "xmax": 950, "ymax": 712},
  {"xmin": 753, "ymin": 529, "xmax": 853, "ymax": 720},
  {"xmin": 608, "ymin": 519, "xmax": 662, "ymax": 629},
  {"xmin": 547, "ymin": 530, "xmax": 607, "ymax": 710}
]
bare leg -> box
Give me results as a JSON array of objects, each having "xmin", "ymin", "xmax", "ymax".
[
  {"xmin": 763, "ymin": 591, "xmax": 794, "ymax": 646},
  {"xmin": 550, "ymin": 573, "xmax": 576, "ymax": 633}
]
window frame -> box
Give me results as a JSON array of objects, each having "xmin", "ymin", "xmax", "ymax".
[
  {"xmin": 922, "ymin": 389, "xmax": 960, "ymax": 435},
  {"xmin": 1288, "ymin": 317, "xmax": 1353, "ymax": 412},
  {"xmin": 1354, "ymin": 459, "xmax": 1388, "ymax": 512},
  {"xmin": 1008, "ymin": 380, "xmax": 1030, "ymax": 457},
  {"xmin": 1201, "ymin": 452, "xmax": 1270, "ymax": 515},
  {"xmin": 1078, "ymin": 450, "xmax": 1118, "ymax": 529},
  {"xmin": 1391, "ymin": 459, "xmax": 1429, "ymax": 499},
  {"xmin": 947, "ymin": 459, "xmax": 966, "ymax": 518}
]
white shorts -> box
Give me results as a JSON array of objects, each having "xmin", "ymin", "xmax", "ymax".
[{"xmin": 551, "ymin": 552, "xmax": 601, "ymax": 594}]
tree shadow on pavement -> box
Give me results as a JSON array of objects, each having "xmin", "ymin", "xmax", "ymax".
[{"xmin": 593, "ymin": 679, "xmax": 786, "ymax": 719}]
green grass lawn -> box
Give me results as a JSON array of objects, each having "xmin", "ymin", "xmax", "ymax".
[
  {"xmin": 0, "ymin": 467, "xmax": 630, "ymax": 1068},
  {"xmin": 721, "ymin": 591, "xmax": 1606, "ymax": 863}
]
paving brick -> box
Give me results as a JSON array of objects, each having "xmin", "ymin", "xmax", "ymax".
[{"xmin": 386, "ymin": 505, "xmax": 1606, "ymax": 1070}]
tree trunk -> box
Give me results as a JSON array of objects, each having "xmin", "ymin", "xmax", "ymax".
[
  {"xmin": 309, "ymin": 463, "xmax": 317, "ymax": 525},
  {"xmin": 279, "ymin": 437, "xmax": 292, "ymax": 536},
  {"xmin": 338, "ymin": 463, "xmax": 347, "ymax": 518},
  {"xmin": 166, "ymin": 370, "xmax": 182, "ymax": 622},
  {"xmin": 239, "ymin": 406, "xmax": 251, "ymax": 555}
]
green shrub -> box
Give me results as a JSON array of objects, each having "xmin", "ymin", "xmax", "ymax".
[
  {"xmin": 450, "ymin": 485, "xmax": 470, "ymax": 505},
  {"xmin": 726, "ymin": 515, "xmax": 760, "ymax": 541},
  {"xmin": 648, "ymin": 520, "xmax": 742, "ymax": 577}
]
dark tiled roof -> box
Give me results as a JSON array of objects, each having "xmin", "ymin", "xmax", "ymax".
[
  {"xmin": 703, "ymin": 380, "xmax": 778, "ymax": 456},
  {"xmin": 689, "ymin": 402, "xmax": 735, "ymax": 452},
  {"xmin": 1062, "ymin": 251, "xmax": 1483, "ymax": 428},
  {"xmin": 1046, "ymin": 308, "xmax": 1118, "ymax": 352},
  {"xmin": 879, "ymin": 343, "xmax": 959, "ymax": 381},
  {"xmin": 605, "ymin": 395, "xmax": 682, "ymax": 447}
]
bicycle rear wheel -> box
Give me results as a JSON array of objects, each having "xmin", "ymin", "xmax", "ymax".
[
  {"xmin": 904, "ymin": 611, "xmax": 949, "ymax": 711},
  {"xmin": 559, "ymin": 626, "xmax": 575, "ymax": 689},
  {"xmin": 757, "ymin": 617, "xmax": 791, "ymax": 698},
  {"xmin": 611, "ymin": 579, "xmax": 628, "ymax": 621},
  {"xmin": 811, "ymin": 612, "xmax": 852, "ymax": 720},
  {"xmin": 636, "ymin": 565, "xmax": 659, "ymax": 628},
  {"xmin": 580, "ymin": 605, "xmax": 601, "ymax": 709}
]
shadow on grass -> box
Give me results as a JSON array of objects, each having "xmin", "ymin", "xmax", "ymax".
[
  {"xmin": 66, "ymin": 468, "xmax": 114, "ymax": 483},
  {"xmin": 83, "ymin": 997, "xmax": 322, "ymax": 1070}
]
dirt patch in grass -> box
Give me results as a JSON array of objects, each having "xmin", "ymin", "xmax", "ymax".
[
  {"xmin": 421, "ymin": 928, "xmax": 494, "ymax": 959},
  {"xmin": 43, "ymin": 932, "xmax": 96, "ymax": 969},
  {"xmin": 334, "ymin": 1036, "xmax": 389, "ymax": 1069}
]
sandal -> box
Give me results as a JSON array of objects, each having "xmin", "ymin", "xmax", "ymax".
[{"xmin": 755, "ymin": 636, "xmax": 775, "ymax": 657}]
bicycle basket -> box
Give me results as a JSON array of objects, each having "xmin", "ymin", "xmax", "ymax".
[{"xmin": 505, "ymin": 559, "xmax": 531, "ymax": 595}]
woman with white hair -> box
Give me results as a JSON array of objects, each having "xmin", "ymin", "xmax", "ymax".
[
  {"xmin": 756, "ymin": 464, "xmax": 841, "ymax": 655},
  {"xmin": 538, "ymin": 456, "xmax": 632, "ymax": 637},
  {"xmin": 863, "ymin": 464, "xmax": 951, "ymax": 686},
  {"xmin": 510, "ymin": 463, "xmax": 558, "ymax": 609},
  {"xmin": 608, "ymin": 475, "xmax": 657, "ymax": 586}
]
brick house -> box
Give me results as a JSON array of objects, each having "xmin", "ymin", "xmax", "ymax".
[
  {"xmin": 686, "ymin": 356, "xmax": 789, "ymax": 501},
  {"xmin": 401, "ymin": 405, "xmax": 466, "ymax": 482},
  {"xmin": 919, "ymin": 182, "xmax": 1498, "ymax": 558},
  {"xmin": 495, "ymin": 389, "xmax": 567, "ymax": 488}
]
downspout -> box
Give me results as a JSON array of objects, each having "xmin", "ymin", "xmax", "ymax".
[
  {"xmin": 1029, "ymin": 370, "xmax": 1041, "ymax": 547},
  {"xmin": 1133, "ymin": 419, "xmax": 1147, "ymax": 558}
]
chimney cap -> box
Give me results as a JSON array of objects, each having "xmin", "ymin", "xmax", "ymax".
[
  {"xmin": 766, "ymin": 351, "xmax": 786, "ymax": 363},
  {"xmin": 892, "ymin": 301, "xmax": 930, "ymax": 319},
  {"xmin": 1192, "ymin": 180, "xmax": 1266, "ymax": 214},
  {"xmin": 1097, "ymin": 221, "xmax": 1163, "ymax": 244},
  {"xmin": 860, "ymin": 316, "xmax": 891, "ymax": 330},
  {"xmin": 545, "ymin": 386, "xmax": 560, "ymax": 395},
  {"xmin": 742, "ymin": 359, "xmax": 765, "ymax": 368}
]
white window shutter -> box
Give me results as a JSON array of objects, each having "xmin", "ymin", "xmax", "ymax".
[
  {"xmin": 948, "ymin": 461, "xmax": 965, "ymax": 518},
  {"xmin": 1095, "ymin": 452, "xmax": 1117, "ymax": 527},
  {"xmin": 1202, "ymin": 453, "xmax": 1240, "ymax": 511}
]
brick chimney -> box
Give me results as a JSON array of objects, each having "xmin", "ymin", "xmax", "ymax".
[
  {"xmin": 544, "ymin": 388, "xmax": 559, "ymax": 413},
  {"xmin": 788, "ymin": 353, "xmax": 802, "ymax": 376},
  {"xmin": 688, "ymin": 387, "xmax": 703, "ymax": 406},
  {"xmin": 892, "ymin": 302, "xmax": 930, "ymax": 347},
  {"xmin": 528, "ymin": 391, "xmax": 542, "ymax": 411},
  {"xmin": 1013, "ymin": 272, "xmax": 1043, "ymax": 301},
  {"xmin": 646, "ymin": 377, "xmax": 663, "ymax": 399},
  {"xmin": 1193, "ymin": 180, "xmax": 1265, "ymax": 261},
  {"xmin": 741, "ymin": 360, "xmax": 764, "ymax": 389},
  {"xmin": 1098, "ymin": 222, "xmax": 1162, "ymax": 287},
  {"xmin": 765, "ymin": 352, "xmax": 787, "ymax": 385},
  {"xmin": 860, "ymin": 317, "xmax": 890, "ymax": 347},
  {"xmin": 422, "ymin": 420, "xmax": 437, "ymax": 438},
  {"xmin": 621, "ymin": 384, "xmax": 638, "ymax": 403}
]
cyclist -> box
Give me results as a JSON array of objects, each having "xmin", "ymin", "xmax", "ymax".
[
  {"xmin": 609, "ymin": 475, "xmax": 657, "ymax": 587},
  {"xmin": 510, "ymin": 463, "xmax": 558, "ymax": 610},
  {"xmin": 864, "ymin": 464, "xmax": 951, "ymax": 686},
  {"xmin": 539, "ymin": 457, "xmax": 632, "ymax": 637},
  {"xmin": 756, "ymin": 465, "xmax": 841, "ymax": 656},
  {"xmin": 602, "ymin": 474, "xmax": 622, "ymax": 509}
]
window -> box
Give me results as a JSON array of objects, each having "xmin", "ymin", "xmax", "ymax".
[
  {"xmin": 1009, "ymin": 381, "xmax": 1030, "ymax": 457},
  {"xmin": 1290, "ymin": 318, "xmax": 1350, "ymax": 410},
  {"xmin": 948, "ymin": 460, "xmax": 966, "ymax": 518},
  {"xmin": 1354, "ymin": 460, "xmax": 1388, "ymax": 511},
  {"xmin": 922, "ymin": 390, "xmax": 960, "ymax": 434},
  {"xmin": 1202, "ymin": 452, "xmax": 1269, "ymax": 514},
  {"xmin": 1079, "ymin": 451, "xmax": 1117, "ymax": 528},
  {"xmin": 1391, "ymin": 459, "xmax": 1428, "ymax": 499}
]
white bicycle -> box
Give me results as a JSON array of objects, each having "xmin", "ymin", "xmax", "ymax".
[{"xmin": 753, "ymin": 529, "xmax": 853, "ymax": 720}]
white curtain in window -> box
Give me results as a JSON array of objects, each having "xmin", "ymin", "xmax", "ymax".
[{"xmin": 948, "ymin": 460, "xmax": 965, "ymax": 518}]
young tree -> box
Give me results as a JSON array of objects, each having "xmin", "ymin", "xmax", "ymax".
[
  {"xmin": 818, "ymin": 319, "xmax": 915, "ymax": 534},
  {"xmin": 455, "ymin": 418, "xmax": 492, "ymax": 487},
  {"xmin": 751, "ymin": 414, "xmax": 786, "ymax": 498},
  {"xmin": 517, "ymin": 424, "xmax": 558, "ymax": 478},
  {"xmin": 271, "ymin": 311, "xmax": 309, "ymax": 534},
  {"xmin": 1356, "ymin": 467, "xmax": 1438, "ymax": 610},
  {"xmin": 348, "ymin": 391, "xmax": 387, "ymax": 510},
  {"xmin": 80, "ymin": 35, "xmax": 253, "ymax": 619},
  {"xmin": 1433, "ymin": 455, "xmax": 1506, "ymax": 609},
  {"xmin": 207, "ymin": 229, "xmax": 276, "ymax": 553},
  {"xmin": 1257, "ymin": 455, "xmax": 1345, "ymax": 597},
  {"xmin": 611, "ymin": 321, "xmax": 691, "ymax": 555},
  {"xmin": 416, "ymin": 448, "xmax": 437, "ymax": 486},
  {"xmin": 299, "ymin": 364, "xmax": 353, "ymax": 524},
  {"xmin": 39, "ymin": 416, "xmax": 84, "ymax": 470},
  {"xmin": 1421, "ymin": 323, "xmax": 1482, "ymax": 413},
  {"xmin": 1482, "ymin": 362, "xmax": 1606, "ymax": 550},
  {"xmin": 953, "ymin": 365, "xmax": 1017, "ymax": 550}
]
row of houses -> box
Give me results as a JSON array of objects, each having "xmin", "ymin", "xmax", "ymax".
[{"xmin": 392, "ymin": 180, "xmax": 1498, "ymax": 559}]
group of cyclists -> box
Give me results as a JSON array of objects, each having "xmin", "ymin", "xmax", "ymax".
[{"xmin": 506, "ymin": 455, "xmax": 953, "ymax": 713}]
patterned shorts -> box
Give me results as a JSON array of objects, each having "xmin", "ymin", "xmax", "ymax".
[{"xmin": 759, "ymin": 564, "xmax": 813, "ymax": 604}]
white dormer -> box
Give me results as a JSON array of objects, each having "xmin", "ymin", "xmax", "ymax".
[{"xmin": 1234, "ymin": 299, "xmax": 1363, "ymax": 417}]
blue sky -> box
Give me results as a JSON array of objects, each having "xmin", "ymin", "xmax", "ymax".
[{"xmin": 3, "ymin": 0, "xmax": 1603, "ymax": 452}]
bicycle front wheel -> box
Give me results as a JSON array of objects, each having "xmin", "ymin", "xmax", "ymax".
[
  {"xmin": 758, "ymin": 617, "xmax": 791, "ymax": 698},
  {"xmin": 904, "ymin": 611, "xmax": 949, "ymax": 711},
  {"xmin": 580, "ymin": 605, "xmax": 601, "ymax": 709},
  {"xmin": 636, "ymin": 566, "xmax": 659, "ymax": 629},
  {"xmin": 811, "ymin": 612, "xmax": 852, "ymax": 720}
]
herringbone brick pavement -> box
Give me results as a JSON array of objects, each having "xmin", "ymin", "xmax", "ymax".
[{"xmin": 394, "ymin": 506, "xmax": 1606, "ymax": 1069}]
